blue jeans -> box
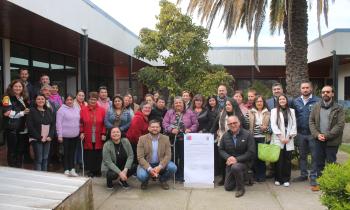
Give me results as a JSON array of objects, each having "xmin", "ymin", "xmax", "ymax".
[
  {"xmin": 297, "ymin": 134, "xmax": 317, "ymax": 179},
  {"xmin": 32, "ymin": 140, "xmax": 51, "ymax": 171},
  {"xmin": 137, "ymin": 161, "xmax": 177, "ymax": 183},
  {"xmin": 314, "ymin": 140, "xmax": 338, "ymax": 177}
]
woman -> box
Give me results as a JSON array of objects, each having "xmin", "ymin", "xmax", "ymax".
[
  {"xmin": 163, "ymin": 96, "xmax": 198, "ymax": 182},
  {"xmin": 191, "ymin": 94, "xmax": 209, "ymax": 133},
  {"xmin": 270, "ymin": 94, "xmax": 297, "ymax": 187},
  {"xmin": 2, "ymin": 80, "xmax": 30, "ymax": 168},
  {"xmin": 207, "ymin": 95, "xmax": 220, "ymax": 176},
  {"xmin": 149, "ymin": 96, "xmax": 167, "ymax": 128},
  {"xmin": 104, "ymin": 95, "xmax": 131, "ymax": 136},
  {"xmin": 102, "ymin": 127, "xmax": 134, "ymax": 189},
  {"xmin": 74, "ymin": 90, "xmax": 88, "ymax": 110},
  {"xmin": 211, "ymin": 98, "xmax": 246, "ymax": 185},
  {"xmin": 56, "ymin": 94, "xmax": 80, "ymax": 176},
  {"xmin": 27, "ymin": 94, "xmax": 55, "ymax": 171},
  {"xmin": 248, "ymin": 95, "xmax": 271, "ymax": 182},
  {"xmin": 80, "ymin": 92, "xmax": 106, "ymax": 177},
  {"xmin": 182, "ymin": 90, "xmax": 192, "ymax": 110},
  {"xmin": 126, "ymin": 102, "xmax": 152, "ymax": 162},
  {"xmin": 233, "ymin": 90, "xmax": 248, "ymax": 116},
  {"xmin": 144, "ymin": 94, "xmax": 155, "ymax": 107}
]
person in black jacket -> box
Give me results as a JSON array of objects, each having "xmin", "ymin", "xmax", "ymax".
[
  {"xmin": 27, "ymin": 94, "xmax": 55, "ymax": 171},
  {"xmin": 149, "ymin": 96, "xmax": 167, "ymax": 131},
  {"xmin": 2, "ymin": 80, "xmax": 30, "ymax": 167},
  {"xmin": 191, "ymin": 94, "xmax": 209, "ymax": 132},
  {"xmin": 219, "ymin": 115, "xmax": 255, "ymax": 198}
]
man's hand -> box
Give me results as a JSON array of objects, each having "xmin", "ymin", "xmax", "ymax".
[
  {"xmin": 318, "ymin": 134, "xmax": 326, "ymax": 141},
  {"xmin": 154, "ymin": 166, "xmax": 162, "ymax": 174},
  {"xmin": 150, "ymin": 168, "xmax": 158, "ymax": 178},
  {"xmin": 226, "ymin": 156, "xmax": 237, "ymax": 166}
]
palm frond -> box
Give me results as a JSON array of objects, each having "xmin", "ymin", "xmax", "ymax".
[
  {"xmin": 270, "ymin": 0, "xmax": 285, "ymax": 35},
  {"xmin": 253, "ymin": 0, "xmax": 267, "ymax": 71}
]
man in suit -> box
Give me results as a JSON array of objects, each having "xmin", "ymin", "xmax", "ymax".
[
  {"xmin": 137, "ymin": 120, "xmax": 177, "ymax": 190},
  {"xmin": 219, "ymin": 116, "xmax": 255, "ymax": 198}
]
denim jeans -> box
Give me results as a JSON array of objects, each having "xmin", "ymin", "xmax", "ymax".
[
  {"xmin": 32, "ymin": 140, "xmax": 51, "ymax": 171},
  {"xmin": 314, "ymin": 140, "xmax": 339, "ymax": 177},
  {"xmin": 297, "ymin": 134, "xmax": 317, "ymax": 179},
  {"xmin": 137, "ymin": 161, "xmax": 177, "ymax": 183}
]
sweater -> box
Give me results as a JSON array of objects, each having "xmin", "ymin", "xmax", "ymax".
[
  {"xmin": 126, "ymin": 111, "xmax": 149, "ymax": 144},
  {"xmin": 56, "ymin": 104, "xmax": 80, "ymax": 138}
]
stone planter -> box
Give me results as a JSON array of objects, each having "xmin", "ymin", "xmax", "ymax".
[{"xmin": 343, "ymin": 123, "xmax": 350, "ymax": 143}]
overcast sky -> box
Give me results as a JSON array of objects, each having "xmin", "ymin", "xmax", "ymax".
[{"xmin": 90, "ymin": 0, "xmax": 350, "ymax": 47}]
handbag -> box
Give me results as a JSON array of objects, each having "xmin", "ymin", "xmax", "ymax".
[{"xmin": 258, "ymin": 141, "xmax": 280, "ymax": 163}]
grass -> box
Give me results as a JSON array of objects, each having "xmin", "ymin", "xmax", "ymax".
[{"xmin": 340, "ymin": 144, "xmax": 350, "ymax": 154}]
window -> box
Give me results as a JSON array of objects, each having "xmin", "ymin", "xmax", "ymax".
[
  {"xmin": 50, "ymin": 53, "xmax": 64, "ymax": 70},
  {"xmin": 32, "ymin": 48, "xmax": 50, "ymax": 69},
  {"xmin": 345, "ymin": 76, "xmax": 350, "ymax": 100},
  {"xmin": 88, "ymin": 62, "xmax": 113, "ymax": 95},
  {"xmin": 10, "ymin": 43, "xmax": 30, "ymax": 80}
]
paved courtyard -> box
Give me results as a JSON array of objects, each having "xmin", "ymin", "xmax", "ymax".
[{"xmin": 91, "ymin": 151, "xmax": 349, "ymax": 210}]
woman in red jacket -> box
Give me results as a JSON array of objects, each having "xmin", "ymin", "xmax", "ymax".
[
  {"xmin": 126, "ymin": 102, "xmax": 152, "ymax": 164},
  {"xmin": 80, "ymin": 92, "xmax": 106, "ymax": 177}
]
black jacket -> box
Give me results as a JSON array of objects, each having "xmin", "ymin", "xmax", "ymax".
[
  {"xmin": 194, "ymin": 108, "xmax": 210, "ymax": 133},
  {"xmin": 219, "ymin": 128, "xmax": 255, "ymax": 163},
  {"xmin": 27, "ymin": 107, "xmax": 55, "ymax": 140}
]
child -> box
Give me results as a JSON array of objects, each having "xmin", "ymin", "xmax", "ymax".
[{"xmin": 49, "ymin": 82, "xmax": 63, "ymax": 107}]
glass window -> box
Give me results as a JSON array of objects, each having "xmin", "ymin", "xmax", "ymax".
[
  {"xmin": 65, "ymin": 56, "xmax": 77, "ymax": 72},
  {"xmin": 50, "ymin": 53, "xmax": 64, "ymax": 70},
  {"xmin": 345, "ymin": 76, "xmax": 350, "ymax": 100},
  {"xmin": 88, "ymin": 62, "xmax": 113, "ymax": 95},
  {"xmin": 32, "ymin": 48, "xmax": 49, "ymax": 69},
  {"xmin": 10, "ymin": 43, "xmax": 30, "ymax": 80}
]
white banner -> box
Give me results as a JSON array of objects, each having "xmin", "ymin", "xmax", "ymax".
[{"xmin": 184, "ymin": 133, "xmax": 214, "ymax": 188}]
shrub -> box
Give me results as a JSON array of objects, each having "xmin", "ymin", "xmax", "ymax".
[
  {"xmin": 345, "ymin": 109, "xmax": 350, "ymax": 123},
  {"xmin": 318, "ymin": 160, "xmax": 350, "ymax": 210}
]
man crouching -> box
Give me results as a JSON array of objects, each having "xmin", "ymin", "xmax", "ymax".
[
  {"xmin": 137, "ymin": 120, "xmax": 177, "ymax": 190},
  {"xmin": 219, "ymin": 116, "xmax": 255, "ymax": 197}
]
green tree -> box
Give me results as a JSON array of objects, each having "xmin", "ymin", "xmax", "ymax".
[
  {"xmin": 181, "ymin": 0, "xmax": 332, "ymax": 97},
  {"xmin": 134, "ymin": 0, "xmax": 233, "ymax": 97}
]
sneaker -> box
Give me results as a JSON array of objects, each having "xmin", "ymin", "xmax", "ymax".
[
  {"xmin": 64, "ymin": 170, "xmax": 70, "ymax": 176},
  {"xmin": 274, "ymin": 181, "xmax": 281, "ymax": 186},
  {"xmin": 141, "ymin": 181, "xmax": 148, "ymax": 190},
  {"xmin": 292, "ymin": 176, "xmax": 308, "ymax": 182},
  {"xmin": 283, "ymin": 182, "xmax": 290, "ymax": 187},
  {"xmin": 106, "ymin": 186, "xmax": 114, "ymax": 190},
  {"xmin": 70, "ymin": 169, "xmax": 78, "ymax": 177},
  {"xmin": 118, "ymin": 180, "xmax": 130, "ymax": 189},
  {"xmin": 160, "ymin": 181, "xmax": 169, "ymax": 190}
]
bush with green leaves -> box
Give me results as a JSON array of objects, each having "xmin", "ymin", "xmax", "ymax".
[
  {"xmin": 345, "ymin": 109, "xmax": 350, "ymax": 123},
  {"xmin": 318, "ymin": 160, "xmax": 350, "ymax": 210}
]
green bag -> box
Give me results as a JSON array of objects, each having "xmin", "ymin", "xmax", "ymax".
[{"xmin": 258, "ymin": 143, "xmax": 281, "ymax": 163}]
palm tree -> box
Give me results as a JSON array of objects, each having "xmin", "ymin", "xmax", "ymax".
[{"xmin": 179, "ymin": 0, "xmax": 332, "ymax": 97}]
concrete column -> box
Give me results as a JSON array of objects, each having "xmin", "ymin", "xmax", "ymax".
[{"xmin": 2, "ymin": 39, "xmax": 10, "ymax": 89}]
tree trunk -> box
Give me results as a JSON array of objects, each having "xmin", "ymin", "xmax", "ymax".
[{"xmin": 283, "ymin": 0, "xmax": 309, "ymax": 97}]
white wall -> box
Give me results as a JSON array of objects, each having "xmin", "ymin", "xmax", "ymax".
[{"xmin": 338, "ymin": 63, "xmax": 350, "ymax": 100}]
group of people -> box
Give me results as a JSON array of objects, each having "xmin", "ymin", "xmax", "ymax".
[{"xmin": 1, "ymin": 68, "xmax": 345, "ymax": 198}]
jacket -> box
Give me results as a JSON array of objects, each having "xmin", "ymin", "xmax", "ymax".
[
  {"xmin": 248, "ymin": 108, "xmax": 271, "ymax": 140},
  {"xmin": 309, "ymin": 101, "xmax": 345, "ymax": 146},
  {"xmin": 219, "ymin": 128, "xmax": 255, "ymax": 163},
  {"xmin": 101, "ymin": 138, "xmax": 134, "ymax": 174},
  {"xmin": 270, "ymin": 108, "xmax": 297, "ymax": 151},
  {"xmin": 27, "ymin": 107, "xmax": 55, "ymax": 140},
  {"xmin": 293, "ymin": 95, "xmax": 320, "ymax": 135},
  {"xmin": 56, "ymin": 104, "xmax": 80, "ymax": 138},
  {"xmin": 126, "ymin": 111, "xmax": 149, "ymax": 144},
  {"xmin": 80, "ymin": 104, "xmax": 106, "ymax": 150},
  {"xmin": 162, "ymin": 109, "xmax": 198, "ymax": 134},
  {"xmin": 267, "ymin": 97, "xmax": 294, "ymax": 111},
  {"xmin": 137, "ymin": 133, "xmax": 172, "ymax": 170},
  {"xmin": 193, "ymin": 108, "xmax": 210, "ymax": 132},
  {"xmin": 2, "ymin": 95, "xmax": 29, "ymax": 132},
  {"xmin": 104, "ymin": 107, "xmax": 131, "ymax": 133}
]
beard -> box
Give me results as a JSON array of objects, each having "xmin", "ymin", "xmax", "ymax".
[
  {"xmin": 322, "ymin": 95, "xmax": 331, "ymax": 102},
  {"xmin": 302, "ymin": 92, "xmax": 311, "ymax": 97}
]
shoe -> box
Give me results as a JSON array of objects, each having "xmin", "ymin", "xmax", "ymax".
[
  {"xmin": 141, "ymin": 181, "xmax": 148, "ymax": 190},
  {"xmin": 283, "ymin": 182, "xmax": 290, "ymax": 187},
  {"xmin": 310, "ymin": 179, "xmax": 318, "ymax": 186},
  {"xmin": 311, "ymin": 185, "xmax": 320, "ymax": 191},
  {"xmin": 160, "ymin": 181, "xmax": 169, "ymax": 190},
  {"xmin": 118, "ymin": 180, "xmax": 130, "ymax": 189},
  {"xmin": 70, "ymin": 169, "xmax": 78, "ymax": 177},
  {"xmin": 235, "ymin": 188, "xmax": 245, "ymax": 198},
  {"xmin": 256, "ymin": 178, "xmax": 266, "ymax": 183},
  {"xmin": 292, "ymin": 176, "xmax": 308, "ymax": 182},
  {"xmin": 64, "ymin": 170, "xmax": 70, "ymax": 176},
  {"xmin": 106, "ymin": 186, "xmax": 114, "ymax": 190},
  {"xmin": 274, "ymin": 181, "xmax": 281, "ymax": 186},
  {"xmin": 218, "ymin": 179, "xmax": 225, "ymax": 186}
]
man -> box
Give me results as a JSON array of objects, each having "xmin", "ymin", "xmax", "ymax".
[
  {"xmin": 97, "ymin": 86, "xmax": 110, "ymax": 112},
  {"xmin": 217, "ymin": 85, "xmax": 228, "ymax": 111},
  {"xmin": 35, "ymin": 74, "xmax": 50, "ymax": 97},
  {"xmin": 182, "ymin": 90, "xmax": 192, "ymax": 110},
  {"xmin": 309, "ymin": 85, "xmax": 345, "ymax": 190},
  {"xmin": 292, "ymin": 81, "xmax": 320, "ymax": 187},
  {"xmin": 266, "ymin": 83, "xmax": 293, "ymax": 110},
  {"xmin": 245, "ymin": 88, "xmax": 256, "ymax": 109},
  {"xmin": 18, "ymin": 68, "xmax": 35, "ymax": 103},
  {"xmin": 219, "ymin": 116, "xmax": 255, "ymax": 198},
  {"xmin": 137, "ymin": 120, "xmax": 177, "ymax": 190}
]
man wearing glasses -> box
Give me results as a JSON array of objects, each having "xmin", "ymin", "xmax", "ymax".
[
  {"xmin": 309, "ymin": 85, "xmax": 345, "ymax": 191},
  {"xmin": 218, "ymin": 116, "xmax": 255, "ymax": 198}
]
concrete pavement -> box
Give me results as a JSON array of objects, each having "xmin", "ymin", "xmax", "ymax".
[{"xmin": 91, "ymin": 151, "xmax": 349, "ymax": 210}]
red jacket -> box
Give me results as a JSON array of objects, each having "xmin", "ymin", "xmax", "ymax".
[
  {"xmin": 126, "ymin": 111, "xmax": 149, "ymax": 144},
  {"xmin": 80, "ymin": 104, "xmax": 106, "ymax": 150}
]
